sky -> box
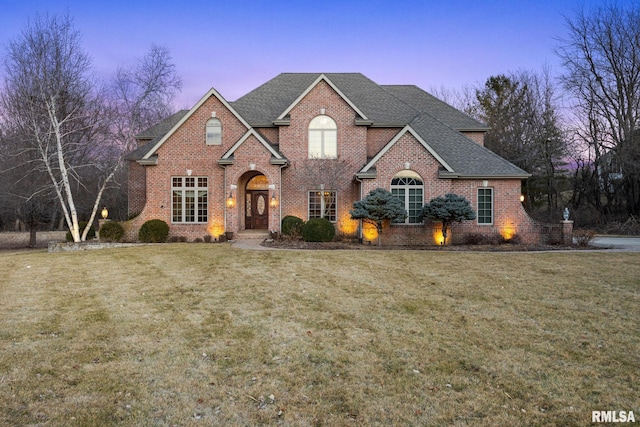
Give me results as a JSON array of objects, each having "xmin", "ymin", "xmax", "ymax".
[{"xmin": 0, "ymin": 0, "xmax": 620, "ymax": 109}]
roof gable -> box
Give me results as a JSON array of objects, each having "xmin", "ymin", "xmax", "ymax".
[
  {"xmin": 220, "ymin": 128, "xmax": 284, "ymax": 161},
  {"xmin": 231, "ymin": 73, "xmax": 418, "ymax": 127},
  {"xmin": 276, "ymin": 74, "xmax": 369, "ymax": 121},
  {"xmin": 359, "ymin": 126, "xmax": 454, "ymax": 175},
  {"xmin": 139, "ymin": 87, "xmax": 251, "ymax": 161},
  {"xmin": 360, "ymin": 114, "xmax": 529, "ymax": 179},
  {"xmin": 408, "ymin": 113, "xmax": 529, "ymax": 178}
]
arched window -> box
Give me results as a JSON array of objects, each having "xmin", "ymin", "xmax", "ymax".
[
  {"xmin": 308, "ymin": 115, "xmax": 337, "ymax": 159},
  {"xmin": 391, "ymin": 171, "xmax": 424, "ymax": 224},
  {"xmin": 205, "ymin": 118, "xmax": 222, "ymax": 145}
]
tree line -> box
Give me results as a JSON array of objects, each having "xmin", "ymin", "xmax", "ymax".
[
  {"xmin": 1, "ymin": 4, "xmax": 639, "ymax": 243},
  {"xmin": 434, "ymin": 2, "xmax": 640, "ymax": 228}
]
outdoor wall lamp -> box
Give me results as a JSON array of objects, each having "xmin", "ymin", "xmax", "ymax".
[
  {"xmin": 226, "ymin": 192, "xmax": 235, "ymax": 208},
  {"xmin": 520, "ymin": 194, "xmax": 525, "ymax": 203},
  {"xmin": 270, "ymin": 194, "xmax": 278, "ymax": 208},
  {"xmin": 101, "ymin": 207, "xmax": 108, "ymax": 219}
]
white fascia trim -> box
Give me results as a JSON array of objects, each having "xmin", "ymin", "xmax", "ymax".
[
  {"xmin": 221, "ymin": 129, "xmax": 283, "ymax": 160},
  {"xmin": 142, "ymin": 87, "xmax": 250, "ymax": 160},
  {"xmin": 359, "ymin": 126, "xmax": 454, "ymax": 173},
  {"xmin": 276, "ymin": 74, "xmax": 369, "ymax": 121}
]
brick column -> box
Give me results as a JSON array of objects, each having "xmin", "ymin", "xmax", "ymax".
[{"xmin": 561, "ymin": 220, "xmax": 574, "ymax": 246}]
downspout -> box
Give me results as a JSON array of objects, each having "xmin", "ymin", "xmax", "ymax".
[
  {"xmin": 223, "ymin": 165, "xmax": 227, "ymax": 233},
  {"xmin": 279, "ymin": 163, "xmax": 286, "ymax": 232},
  {"xmin": 355, "ymin": 175, "xmax": 364, "ymax": 242}
]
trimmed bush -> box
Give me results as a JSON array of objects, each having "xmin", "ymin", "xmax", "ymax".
[
  {"xmin": 282, "ymin": 215, "xmax": 304, "ymax": 237},
  {"xmin": 138, "ymin": 219, "xmax": 169, "ymax": 243},
  {"xmin": 302, "ymin": 217, "xmax": 335, "ymax": 242},
  {"xmin": 574, "ymin": 228, "xmax": 595, "ymax": 246},
  {"xmin": 99, "ymin": 221, "xmax": 124, "ymax": 242},
  {"xmin": 66, "ymin": 221, "xmax": 96, "ymax": 241}
]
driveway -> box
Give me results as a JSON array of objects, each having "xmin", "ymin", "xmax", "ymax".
[{"xmin": 589, "ymin": 236, "xmax": 640, "ymax": 251}]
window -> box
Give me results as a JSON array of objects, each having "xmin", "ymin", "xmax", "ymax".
[
  {"xmin": 308, "ymin": 115, "xmax": 337, "ymax": 158},
  {"xmin": 477, "ymin": 188, "xmax": 493, "ymax": 224},
  {"xmin": 205, "ymin": 118, "xmax": 222, "ymax": 145},
  {"xmin": 391, "ymin": 171, "xmax": 424, "ymax": 223},
  {"xmin": 308, "ymin": 190, "xmax": 337, "ymax": 222},
  {"xmin": 172, "ymin": 177, "xmax": 208, "ymax": 223}
]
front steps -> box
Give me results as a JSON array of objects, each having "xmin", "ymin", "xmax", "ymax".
[{"xmin": 235, "ymin": 229, "xmax": 270, "ymax": 242}]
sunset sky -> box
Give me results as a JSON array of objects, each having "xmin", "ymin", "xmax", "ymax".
[{"xmin": 0, "ymin": 0, "xmax": 615, "ymax": 108}]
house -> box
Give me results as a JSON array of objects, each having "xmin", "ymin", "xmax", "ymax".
[{"xmin": 125, "ymin": 72, "xmax": 554, "ymax": 245}]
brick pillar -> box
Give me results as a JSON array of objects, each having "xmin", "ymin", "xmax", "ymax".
[{"xmin": 561, "ymin": 220, "xmax": 574, "ymax": 245}]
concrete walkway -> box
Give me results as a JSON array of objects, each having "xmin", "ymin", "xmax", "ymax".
[
  {"xmin": 230, "ymin": 232, "xmax": 640, "ymax": 252},
  {"xmin": 231, "ymin": 230, "xmax": 273, "ymax": 250}
]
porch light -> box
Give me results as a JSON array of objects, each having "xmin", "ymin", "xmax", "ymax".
[
  {"xmin": 520, "ymin": 194, "xmax": 525, "ymax": 202},
  {"xmin": 270, "ymin": 194, "xmax": 278, "ymax": 208},
  {"xmin": 101, "ymin": 207, "xmax": 108, "ymax": 219},
  {"xmin": 226, "ymin": 192, "xmax": 235, "ymax": 208}
]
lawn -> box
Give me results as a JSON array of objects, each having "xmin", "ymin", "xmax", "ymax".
[{"xmin": 0, "ymin": 244, "xmax": 638, "ymax": 426}]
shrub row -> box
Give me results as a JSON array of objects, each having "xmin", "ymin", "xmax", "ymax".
[{"xmin": 281, "ymin": 215, "xmax": 335, "ymax": 242}]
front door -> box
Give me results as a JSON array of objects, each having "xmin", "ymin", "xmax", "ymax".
[{"xmin": 245, "ymin": 191, "xmax": 269, "ymax": 229}]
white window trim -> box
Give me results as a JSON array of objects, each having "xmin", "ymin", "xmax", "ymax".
[
  {"xmin": 171, "ymin": 176, "xmax": 208, "ymax": 224},
  {"xmin": 308, "ymin": 190, "xmax": 337, "ymax": 222},
  {"xmin": 477, "ymin": 187, "xmax": 494, "ymax": 225},
  {"xmin": 308, "ymin": 115, "xmax": 337, "ymax": 159},
  {"xmin": 205, "ymin": 118, "xmax": 222, "ymax": 145},
  {"xmin": 391, "ymin": 172, "xmax": 424, "ymax": 224}
]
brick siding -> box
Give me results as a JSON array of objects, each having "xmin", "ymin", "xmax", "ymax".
[{"xmin": 124, "ymin": 79, "xmax": 565, "ymax": 245}]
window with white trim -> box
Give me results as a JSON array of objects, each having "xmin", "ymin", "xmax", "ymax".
[
  {"xmin": 308, "ymin": 190, "xmax": 337, "ymax": 222},
  {"xmin": 172, "ymin": 177, "xmax": 208, "ymax": 223},
  {"xmin": 477, "ymin": 188, "xmax": 493, "ymax": 224},
  {"xmin": 391, "ymin": 171, "xmax": 424, "ymax": 223},
  {"xmin": 205, "ymin": 118, "xmax": 222, "ymax": 145},
  {"xmin": 308, "ymin": 115, "xmax": 337, "ymax": 159}
]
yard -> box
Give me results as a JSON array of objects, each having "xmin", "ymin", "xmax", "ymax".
[{"xmin": 0, "ymin": 244, "xmax": 638, "ymax": 426}]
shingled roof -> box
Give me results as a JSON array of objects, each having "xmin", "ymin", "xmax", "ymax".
[
  {"xmin": 126, "ymin": 73, "xmax": 529, "ymax": 178},
  {"xmin": 125, "ymin": 110, "xmax": 189, "ymax": 161},
  {"xmin": 407, "ymin": 113, "xmax": 527, "ymax": 178},
  {"xmin": 382, "ymin": 85, "xmax": 488, "ymax": 131}
]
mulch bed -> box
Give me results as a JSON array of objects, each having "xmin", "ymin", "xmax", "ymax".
[{"xmin": 262, "ymin": 239, "xmax": 595, "ymax": 251}]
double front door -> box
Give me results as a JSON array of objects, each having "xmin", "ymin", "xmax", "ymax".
[{"xmin": 245, "ymin": 191, "xmax": 268, "ymax": 229}]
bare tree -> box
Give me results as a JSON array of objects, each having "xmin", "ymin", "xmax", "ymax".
[
  {"xmin": 557, "ymin": 3, "xmax": 640, "ymax": 215},
  {"xmin": 110, "ymin": 44, "xmax": 182, "ymax": 152},
  {"xmin": 475, "ymin": 71, "xmax": 566, "ymax": 214},
  {"xmin": 1, "ymin": 13, "xmax": 117, "ymax": 242},
  {"xmin": 294, "ymin": 157, "xmax": 355, "ymax": 219},
  {"xmin": 428, "ymin": 84, "xmax": 483, "ymax": 120}
]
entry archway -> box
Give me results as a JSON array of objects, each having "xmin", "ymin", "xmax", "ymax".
[{"xmin": 245, "ymin": 174, "xmax": 269, "ymax": 229}]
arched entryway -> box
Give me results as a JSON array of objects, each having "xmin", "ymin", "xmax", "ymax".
[{"xmin": 245, "ymin": 174, "xmax": 269, "ymax": 229}]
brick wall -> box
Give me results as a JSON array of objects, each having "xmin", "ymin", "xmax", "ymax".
[
  {"xmin": 124, "ymin": 80, "xmax": 559, "ymax": 246},
  {"xmin": 278, "ymin": 80, "xmax": 367, "ymax": 235},
  {"xmin": 123, "ymin": 93, "xmax": 249, "ymax": 241},
  {"xmin": 461, "ymin": 131, "xmax": 485, "ymax": 146},
  {"xmin": 127, "ymin": 161, "xmax": 146, "ymax": 216}
]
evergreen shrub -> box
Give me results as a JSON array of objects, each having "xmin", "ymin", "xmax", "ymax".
[
  {"xmin": 99, "ymin": 221, "xmax": 124, "ymax": 242},
  {"xmin": 138, "ymin": 219, "xmax": 169, "ymax": 243},
  {"xmin": 302, "ymin": 217, "xmax": 335, "ymax": 242},
  {"xmin": 282, "ymin": 215, "xmax": 304, "ymax": 237}
]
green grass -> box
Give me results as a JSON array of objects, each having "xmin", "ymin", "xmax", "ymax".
[{"xmin": 0, "ymin": 244, "xmax": 638, "ymax": 426}]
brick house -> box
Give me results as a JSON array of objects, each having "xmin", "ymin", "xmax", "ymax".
[{"xmin": 125, "ymin": 72, "xmax": 552, "ymax": 245}]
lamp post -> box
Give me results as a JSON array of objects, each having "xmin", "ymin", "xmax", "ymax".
[{"xmin": 98, "ymin": 207, "xmax": 109, "ymax": 241}]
